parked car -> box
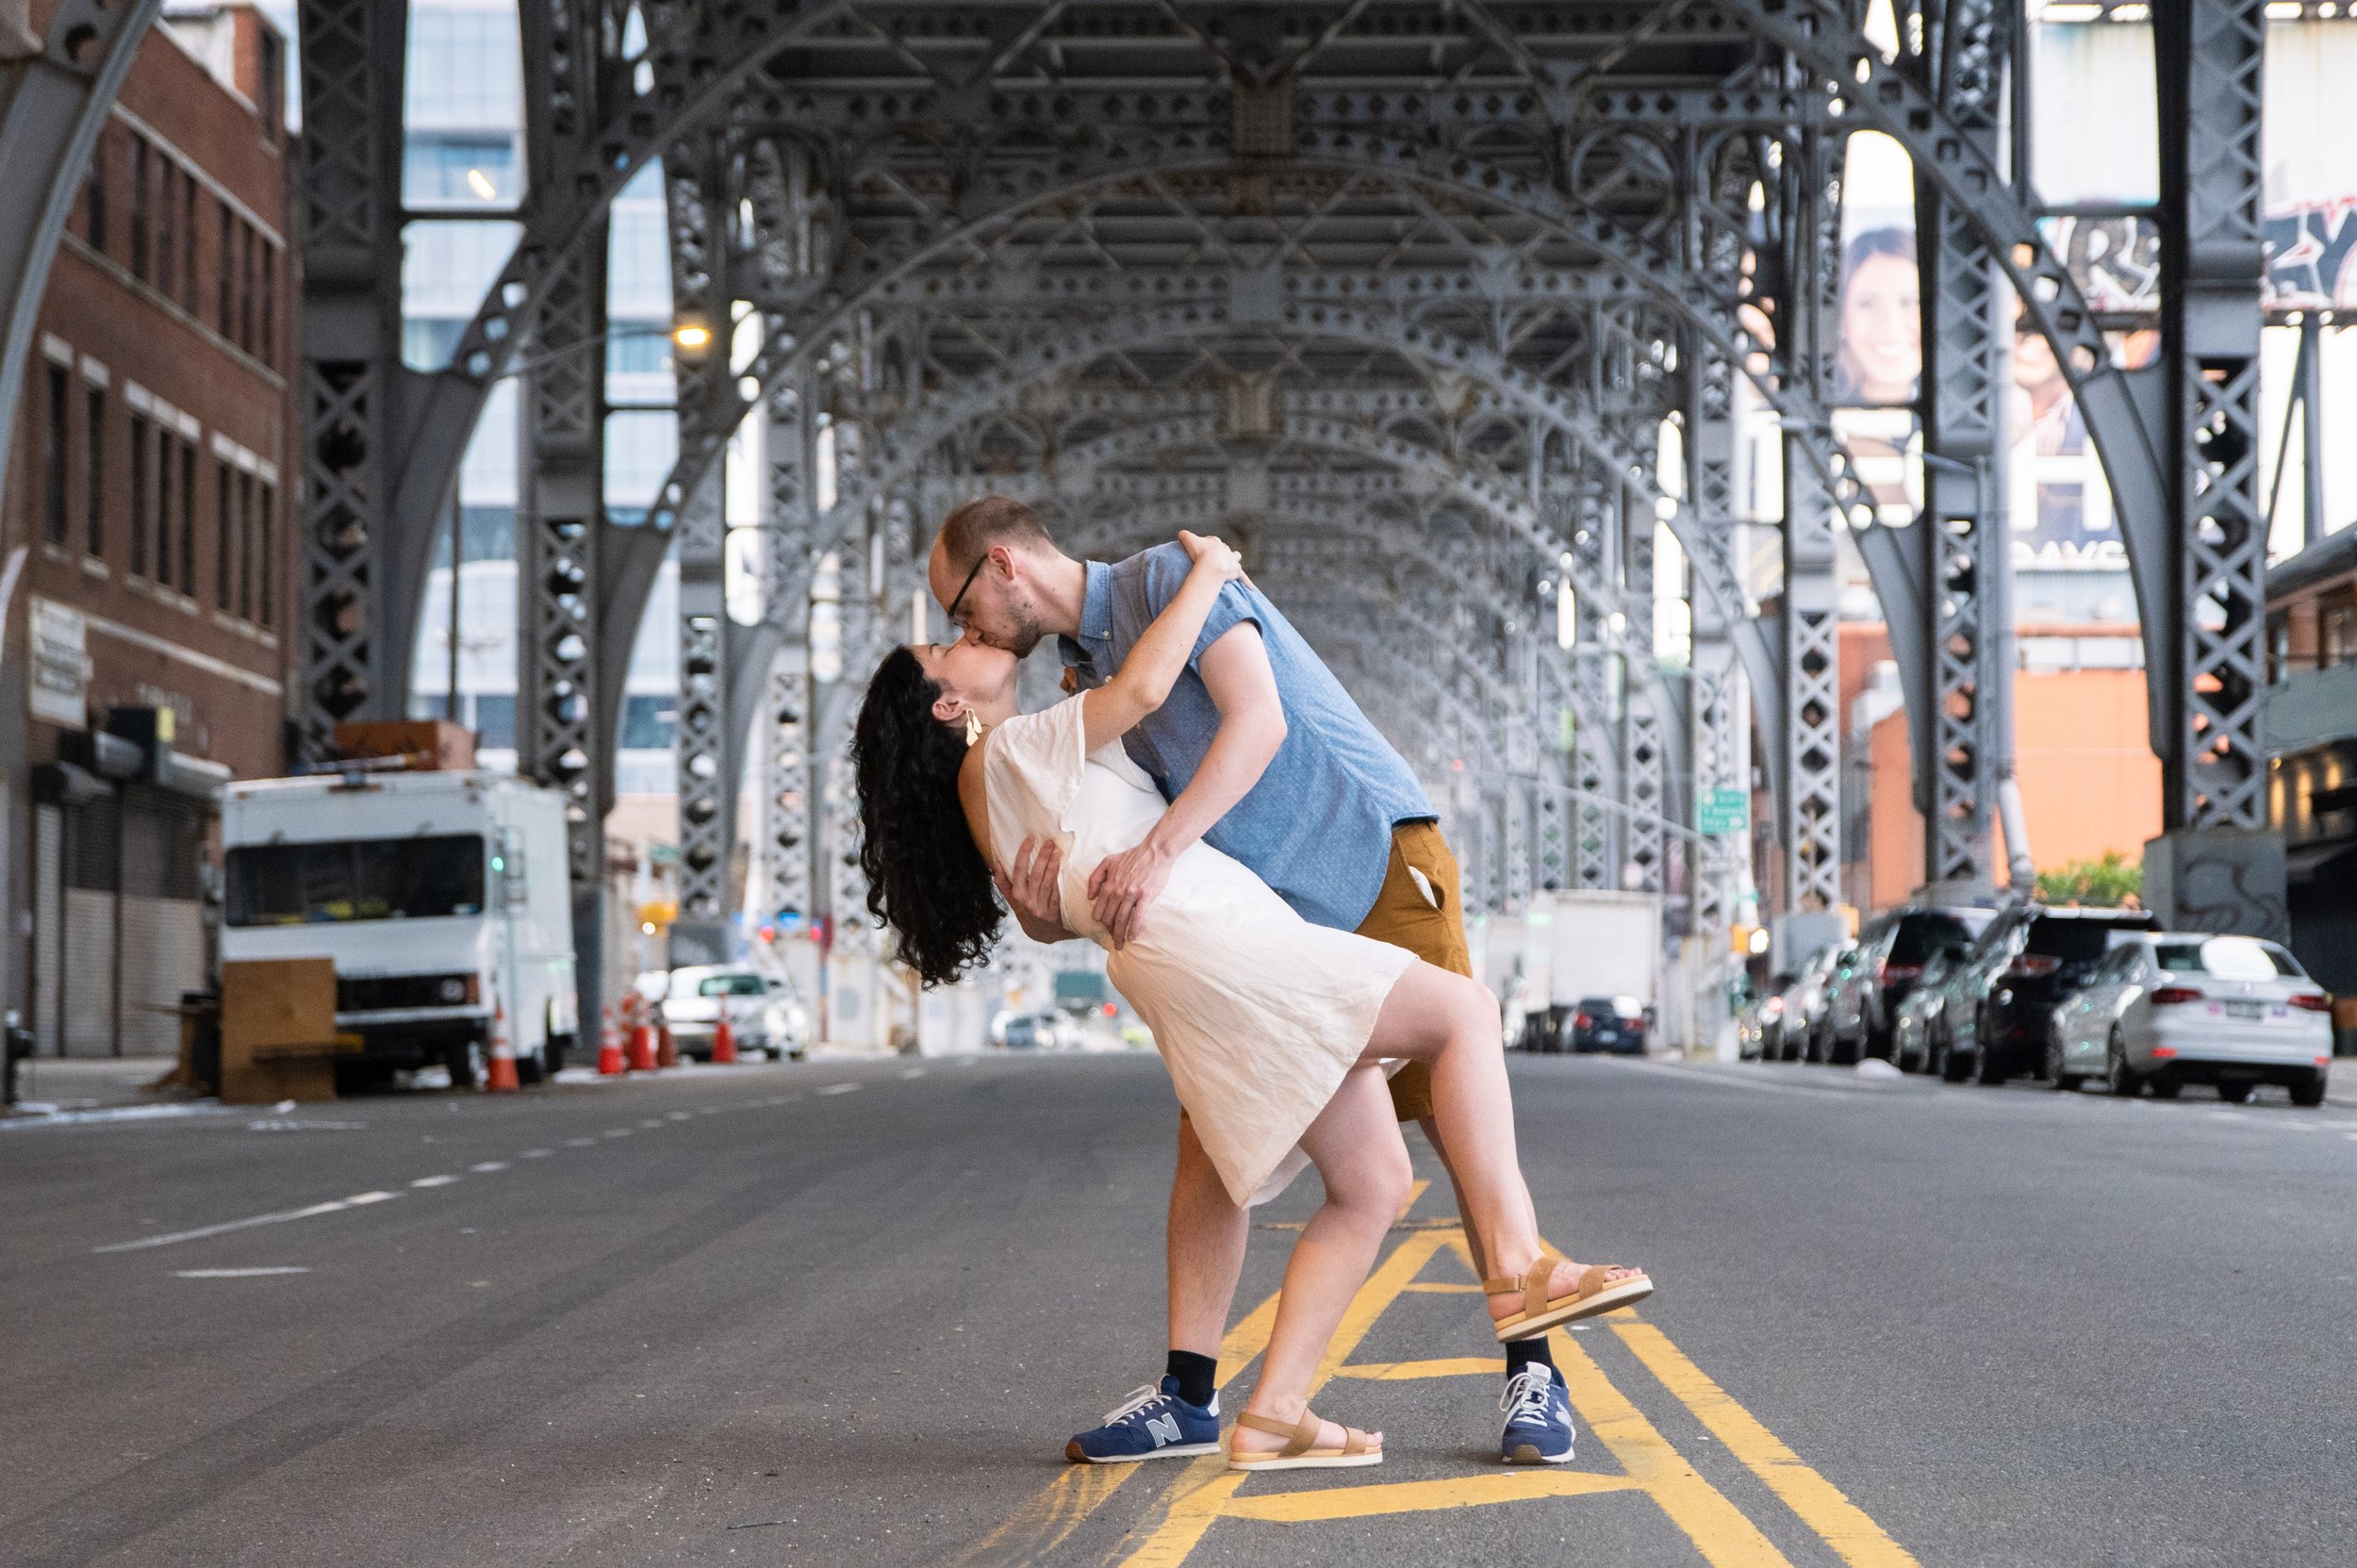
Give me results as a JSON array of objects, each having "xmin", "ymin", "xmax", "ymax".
[
  {"xmin": 1891, "ymin": 949, "xmax": 1966, "ymax": 1073},
  {"xmin": 1779, "ymin": 946, "xmax": 1846, "ymax": 1062},
  {"xmin": 1825, "ymin": 907, "xmax": 1986, "ymax": 1064},
  {"xmin": 999, "ymin": 1010, "xmax": 1077, "ymax": 1050},
  {"xmin": 1737, "ymin": 977, "xmax": 1793, "ymax": 1062},
  {"xmin": 1569, "ymin": 995, "xmax": 1648, "ymax": 1054},
  {"xmin": 1939, "ymin": 904, "xmax": 2161, "ymax": 1083},
  {"xmin": 659, "ymin": 966, "xmax": 808, "ymax": 1062},
  {"xmin": 2047, "ymin": 933, "xmax": 2333, "ymax": 1104}
]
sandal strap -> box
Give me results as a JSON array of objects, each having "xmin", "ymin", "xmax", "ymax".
[
  {"xmin": 1235, "ymin": 1409, "xmax": 1321, "ymax": 1457},
  {"xmin": 1342, "ymin": 1425, "xmax": 1376, "ymax": 1456}
]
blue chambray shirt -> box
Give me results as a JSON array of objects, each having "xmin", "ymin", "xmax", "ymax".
[{"xmin": 1058, "ymin": 542, "xmax": 1434, "ymax": 932}]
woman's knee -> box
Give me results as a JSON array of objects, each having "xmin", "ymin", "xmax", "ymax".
[{"xmin": 1332, "ymin": 1128, "xmax": 1414, "ymax": 1218}]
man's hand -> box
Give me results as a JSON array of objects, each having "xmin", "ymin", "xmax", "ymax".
[
  {"xmin": 994, "ymin": 836, "xmax": 1074, "ymax": 944},
  {"xmin": 1088, "ymin": 838, "xmax": 1177, "ymax": 949}
]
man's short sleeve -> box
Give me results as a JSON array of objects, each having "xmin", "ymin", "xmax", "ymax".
[{"xmin": 1137, "ymin": 543, "xmax": 1263, "ymax": 665}]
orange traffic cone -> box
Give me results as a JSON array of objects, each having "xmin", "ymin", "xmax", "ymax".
[
  {"xmin": 656, "ymin": 1020, "xmax": 678, "ymax": 1068},
  {"xmin": 627, "ymin": 995, "xmax": 657, "ymax": 1072},
  {"xmin": 485, "ymin": 1000, "xmax": 520, "ymax": 1093},
  {"xmin": 597, "ymin": 1004, "xmax": 625, "ymax": 1076},
  {"xmin": 712, "ymin": 994, "xmax": 737, "ymax": 1065}
]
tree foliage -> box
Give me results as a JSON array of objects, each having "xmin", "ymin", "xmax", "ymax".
[{"xmin": 2035, "ymin": 850, "xmax": 2143, "ymax": 909}]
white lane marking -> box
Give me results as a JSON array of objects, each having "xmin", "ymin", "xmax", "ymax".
[
  {"xmin": 698, "ymin": 1107, "xmax": 721, "ymax": 1115},
  {"xmin": 410, "ymin": 1175, "xmax": 459, "ymax": 1188},
  {"xmin": 175, "ymin": 1267, "xmax": 310, "ymax": 1279},
  {"xmin": 898, "ymin": 1068, "xmax": 926, "ymax": 1080},
  {"xmin": 1591, "ymin": 1058, "xmax": 1849, "ymax": 1099},
  {"xmin": 638, "ymin": 1117, "xmax": 667, "ymax": 1129},
  {"xmin": 96, "ymin": 1191, "xmax": 401, "ymax": 1254},
  {"xmin": 667, "ymin": 1111, "xmax": 692, "ymax": 1121},
  {"xmin": 470, "ymin": 1160, "xmax": 510, "ymax": 1172},
  {"xmin": 818, "ymin": 1083, "xmax": 861, "ymax": 1097},
  {"xmin": 602, "ymin": 1128, "xmax": 632, "ymax": 1138},
  {"xmin": 519, "ymin": 1147, "xmax": 552, "ymax": 1159}
]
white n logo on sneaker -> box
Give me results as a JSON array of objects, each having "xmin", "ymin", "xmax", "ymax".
[{"xmin": 1144, "ymin": 1413, "xmax": 1183, "ymax": 1447}]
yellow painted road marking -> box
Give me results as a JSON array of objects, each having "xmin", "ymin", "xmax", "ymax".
[
  {"xmin": 1333, "ymin": 1357, "xmax": 1499, "ymax": 1380},
  {"xmin": 1616, "ymin": 1320, "xmax": 1926, "ymax": 1568},
  {"xmin": 1223, "ymin": 1470, "xmax": 1640, "ymax": 1523}
]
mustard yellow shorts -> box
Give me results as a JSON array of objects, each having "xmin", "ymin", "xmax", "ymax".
[{"xmin": 1355, "ymin": 820, "xmax": 1474, "ymax": 1124}]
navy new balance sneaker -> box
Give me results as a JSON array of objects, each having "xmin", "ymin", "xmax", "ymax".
[
  {"xmin": 1065, "ymin": 1377, "xmax": 1222, "ymax": 1463},
  {"xmin": 1499, "ymin": 1365, "xmax": 1576, "ymax": 1464}
]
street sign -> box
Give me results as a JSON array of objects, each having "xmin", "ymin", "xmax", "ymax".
[
  {"xmin": 27, "ymin": 598, "xmax": 88, "ymax": 728},
  {"xmin": 1697, "ymin": 787, "xmax": 1748, "ymax": 837}
]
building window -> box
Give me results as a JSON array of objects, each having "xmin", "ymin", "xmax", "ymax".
[
  {"xmin": 180, "ymin": 170, "xmax": 198, "ymax": 308},
  {"xmin": 258, "ymin": 243, "xmax": 276, "ymax": 368},
  {"xmin": 155, "ymin": 151, "xmax": 175, "ymax": 302},
  {"xmin": 42, "ymin": 363, "xmax": 69, "ymax": 546},
  {"xmin": 238, "ymin": 223, "xmax": 255, "ymax": 354},
  {"xmin": 217, "ymin": 203, "xmax": 233, "ymax": 331},
  {"xmin": 127, "ymin": 411, "xmax": 150, "ymax": 576},
  {"xmin": 255, "ymin": 479, "xmax": 276, "ymax": 627},
  {"xmin": 128, "ymin": 138, "xmax": 149, "ymax": 280},
  {"xmin": 85, "ymin": 383, "xmax": 106, "ymax": 557},
  {"xmin": 156, "ymin": 427, "xmax": 176, "ymax": 588},
  {"xmin": 84, "ymin": 146, "xmax": 107, "ymax": 255},
  {"xmin": 403, "ymin": 135, "xmax": 518, "ymax": 206},
  {"xmin": 2324, "ymin": 601, "xmax": 2357, "ymax": 671},
  {"xmin": 176, "ymin": 437, "xmax": 197, "ymax": 593},
  {"xmin": 216, "ymin": 461, "xmax": 236, "ymax": 611}
]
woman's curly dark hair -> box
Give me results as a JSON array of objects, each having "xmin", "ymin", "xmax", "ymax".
[{"xmin": 851, "ymin": 646, "xmax": 1003, "ymax": 985}]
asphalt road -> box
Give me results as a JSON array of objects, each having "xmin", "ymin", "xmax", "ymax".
[{"xmin": 5, "ymin": 1050, "xmax": 2353, "ymax": 1567}]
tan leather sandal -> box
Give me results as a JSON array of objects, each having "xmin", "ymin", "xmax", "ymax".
[
  {"xmin": 1486, "ymin": 1256, "xmax": 1654, "ymax": 1342},
  {"xmin": 1227, "ymin": 1409, "xmax": 1384, "ymax": 1472}
]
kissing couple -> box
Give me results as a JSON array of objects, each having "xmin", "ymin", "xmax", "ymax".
[{"xmin": 852, "ymin": 495, "xmax": 1651, "ymax": 1470}]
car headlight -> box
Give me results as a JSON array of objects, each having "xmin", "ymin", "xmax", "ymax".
[{"xmin": 439, "ymin": 975, "xmax": 474, "ymax": 1004}]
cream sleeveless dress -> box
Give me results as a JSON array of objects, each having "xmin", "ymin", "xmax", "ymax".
[{"xmin": 982, "ymin": 695, "xmax": 1416, "ymax": 1207}]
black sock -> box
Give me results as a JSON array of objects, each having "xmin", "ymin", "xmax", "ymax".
[
  {"xmin": 1165, "ymin": 1349, "xmax": 1218, "ymax": 1409},
  {"xmin": 1503, "ymin": 1337, "xmax": 1556, "ymax": 1378}
]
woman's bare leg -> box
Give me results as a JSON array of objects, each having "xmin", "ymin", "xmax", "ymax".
[
  {"xmin": 1360, "ymin": 962, "xmax": 1640, "ymax": 1328},
  {"xmin": 1228, "ymin": 1065, "xmax": 1411, "ymax": 1457}
]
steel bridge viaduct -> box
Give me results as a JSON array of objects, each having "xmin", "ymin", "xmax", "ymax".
[{"xmin": 0, "ymin": 0, "xmax": 2287, "ymax": 1028}]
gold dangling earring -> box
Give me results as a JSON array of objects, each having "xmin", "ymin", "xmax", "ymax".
[{"xmin": 964, "ymin": 709, "xmax": 983, "ymax": 748}]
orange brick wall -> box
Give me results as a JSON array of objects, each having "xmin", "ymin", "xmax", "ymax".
[{"xmin": 1864, "ymin": 666, "xmax": 2164, "ymax": 909}]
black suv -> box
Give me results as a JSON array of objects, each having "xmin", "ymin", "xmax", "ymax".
[
  {"xmin": 1824, "ymin": 906, "xmax": 1988, "ymax": 1064},
  {"xmin": 1942, "ymin": 904, "xmax": 2161, "ymax": 1084}
]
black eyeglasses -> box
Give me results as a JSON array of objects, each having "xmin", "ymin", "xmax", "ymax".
[{"xmin": 945, "ymin": 549, "xmax": 988, "ymax": 627}]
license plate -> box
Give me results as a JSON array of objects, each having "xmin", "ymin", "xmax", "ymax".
[
  {"xmin": 1596, "ymin": 1031, "xmax": 1618, "ymax": 1042},
  {"xmin": 2224, "ymin": 999, "xmax": 2263, "ymax": 1020}
]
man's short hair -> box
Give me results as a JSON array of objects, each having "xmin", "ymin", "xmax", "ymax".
[{"xmin": 938, "ymin": 494, "xmax": 1053, "ymax": 570}]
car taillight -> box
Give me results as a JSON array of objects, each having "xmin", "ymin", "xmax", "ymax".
[
  {"xmin": 1574, "ymin": 1013, "xmax": 1592, "ymax": 1029},
  {"xmin": 2150, "ymin": 1047, "xmax": 2178, "ymax": 1061},
  {"xmin": 2148, "ymin": 985, "xmax": 2203, "ymax": 1005},
  {"xmin": 2008, "ymin": 954, "xmax": 2061, "ymax": 978},
  {"xmin": 2288, "ymin": 993, "xmax": 2331, "ymax": 1013}
]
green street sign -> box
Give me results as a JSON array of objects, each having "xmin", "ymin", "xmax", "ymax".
[{"xmin": 1697, "ymin": 787, "xmax": 1749, "ymax": 837}]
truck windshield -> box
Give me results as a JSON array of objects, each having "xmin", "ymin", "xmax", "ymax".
[
  {"xmin": 698, "ymin": 973, "xmax": 766, "ymax": 997},
  {"xmin": 225, "ymin": 834, "xmax": 486, "ymax": 926}
]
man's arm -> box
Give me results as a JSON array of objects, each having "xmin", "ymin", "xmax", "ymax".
[
  {"xmin": 1087, "ymin": 621, "xmax": 1287, "ymax": 946},
  {"xmin": 996, "ymin": 836, "xmax": 1076, "ymax": 944}
]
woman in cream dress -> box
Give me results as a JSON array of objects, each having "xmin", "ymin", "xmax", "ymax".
[{"xmin": 853, "ymin": 533, "xmax": 1650, "ymax": 1471}]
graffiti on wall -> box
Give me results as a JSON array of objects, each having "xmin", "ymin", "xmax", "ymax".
[{"xmin": 2265, "ymin": 200, "xmax": 2357, "ymax": 311}]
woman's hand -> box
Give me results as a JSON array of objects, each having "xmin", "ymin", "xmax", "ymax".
[{"xmin": 1178, "ymin": 529, "xmax": 1245, "ymax": 583}]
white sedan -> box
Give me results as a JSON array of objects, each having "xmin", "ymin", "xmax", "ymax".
[{"xmin": 2046, "ymin": 933, "xmax": 2333, "ymax": 1105}]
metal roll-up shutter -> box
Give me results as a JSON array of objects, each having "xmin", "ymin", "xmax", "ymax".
[
  {"xmin": 116, "ymin": 786, "xmax": 209, "ymax": 1056},
  {"xmin": 62, "ymin": 796, "xmax": 120, "ymax": 1057},
  {"xmin": 33, "ymin": 804, "xmax": 62, "ymax": 1056}
]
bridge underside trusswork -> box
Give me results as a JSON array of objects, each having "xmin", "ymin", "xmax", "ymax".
[{"xmin": 0, "ymin": 1, "xmax": 2288, "ymax": 1020}]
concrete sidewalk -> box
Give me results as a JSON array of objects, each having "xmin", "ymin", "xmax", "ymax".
[{"xmin": 5, "ymin": 1055, "xmax": 190, "ymax": 1117}]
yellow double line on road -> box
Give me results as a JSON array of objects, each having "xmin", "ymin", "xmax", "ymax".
[{"xmin": 957, "ymin": 1185, "xmax": 1919, "ymax": 1566}]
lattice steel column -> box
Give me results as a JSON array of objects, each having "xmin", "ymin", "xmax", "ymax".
[
  {"xmin": 2143, "ymin": 0, "xmax": 2283, "ymax": 936},
  {"xmin": 514, "ymin": 236, "xmax": 609, "ymax": 1029},
  {"xmin": 1616, "ymin": 468, "xmax": 1665, "ymax": 895},
  {"xmin": 667, "ymin": 148, "xmax": 738, "ymax": 966},
  {"xmin": 1782, "ymin": 425, "xmax": 1842, "ymax": 914},
  {"xmin": 756, "ymin": 369, "xmax": 821, "ymax": 941},
  {"xmin": 1685, "ymin": 340, "xmax": 1748, "ymax": 939},
  {"xmin": 294, "ymin": 0, "xmax": 410, "ymax": 753},
  {"xmin": 1904, "ymin": 0, "xmax": 2009, "ymax": 892}
]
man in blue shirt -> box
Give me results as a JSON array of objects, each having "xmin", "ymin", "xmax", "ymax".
[{"xmin": 927, "ymin": 495, "xmax": 1575, "ymax": 1466}]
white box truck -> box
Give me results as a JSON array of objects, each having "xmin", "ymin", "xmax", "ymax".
[
  {"xmin": 1544, "ymin": 890, "xmax": 1664, "ymax": 1012},
  {"xmin": 222, "ymin": 771, "xmax": 578, "ymax": 1087}
]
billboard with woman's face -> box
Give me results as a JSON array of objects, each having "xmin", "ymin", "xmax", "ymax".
[{"xmin": 1835, "ymin": 227, "xmax": 1921, "ymax": 407}]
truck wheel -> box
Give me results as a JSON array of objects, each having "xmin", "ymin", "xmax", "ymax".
[
  {"xmin": 445, "ymin": 1036, "xmax": 485, "ymax": 1091},
  {"xmin": 2290, "ymin": 1073, "xmax": 2325, "ymax": 1108},
  {"xmin": 542, "ymin": 1033, "xmax": 574, "ymax": 1079}
]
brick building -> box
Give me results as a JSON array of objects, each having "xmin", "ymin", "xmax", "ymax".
[{"xmin": 3, "ymin": 3, "xmax": 294, "ymax": 1055}]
